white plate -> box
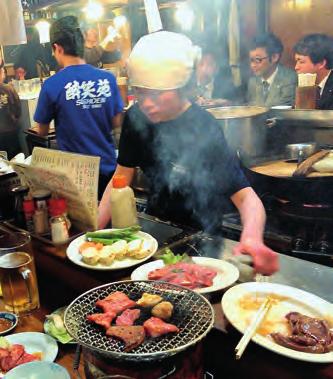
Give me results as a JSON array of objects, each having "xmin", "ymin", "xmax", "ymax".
[
  {"xmin": 66, "ymin": 230, "xmax": 158, "ymax": 271},
  {"xmin": 131, "ymin": 257, "xmax": 239, "ymax": 294},
  {"xmin": 4, "ymin": 361, "xmax": 70, "ymax": 379},
  {"xmin": 222, "ymin": 282, "xmax": 333, "ymax": 363},
  {"xmin": 6, "ymin": 332, "xmax": 58, "ymax": 362}
]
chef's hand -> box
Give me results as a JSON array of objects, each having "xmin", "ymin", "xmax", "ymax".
[{"xmin": 233, "ymin": 238, "xmax": 279, "ymax": 275}]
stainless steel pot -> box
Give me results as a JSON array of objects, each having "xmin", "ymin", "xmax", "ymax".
[
  {"xmin": 207, "ymin": 106, "xmax": 269, "ymax": 158},
  {"xmin": 285, "ymin": 142, "xmax": 317, "ymax": 162}
]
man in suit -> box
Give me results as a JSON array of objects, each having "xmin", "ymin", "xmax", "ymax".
[
  {"xmin": 294, "ymin": 34, "xmax": 333, "ymax": 110},
  {"xmin": 247, "ymin": 33, "xmax": 297, "ymax": 107},
  {"xmin": 195, "ymin": 49, "xmax": 242, "ymax": 106}
]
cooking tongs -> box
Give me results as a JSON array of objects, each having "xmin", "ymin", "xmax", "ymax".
[{"xmin": 293, "ymin": 149, "xmax": 330, "ymax": 177}]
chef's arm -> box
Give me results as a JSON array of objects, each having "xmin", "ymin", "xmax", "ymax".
[
  {"xmin": 36, "ymin": 123, "xmax": 50, "ymax": 136},
  {"xmin": 231, "ymin": 187, "xmax": 279, "ymax": 275},
  {"xmin": 98, "ymin": 164, "xmax": 135, "ymax": 229},
  {"xmin": 231, "ymin": 187, "xmax": 266, "ymax": 241}
]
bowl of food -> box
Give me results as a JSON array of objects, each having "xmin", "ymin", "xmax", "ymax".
[{"xmin": 0, "ymin": 312, "xmax": 18, "ymax": 336}]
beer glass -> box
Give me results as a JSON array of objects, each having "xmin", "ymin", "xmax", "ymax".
[
  {"xmin": 0, "ymin": 252, "xmax": 40, "ymax": 314},
  {"xmin": 0, "ymin": 230, "xmax": 39, "ymax": 314}
]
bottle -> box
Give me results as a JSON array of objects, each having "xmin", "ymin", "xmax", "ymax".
[
  {"xmin": 22, "ymin": 199, "xmax": 35, "ymax": 233},
  {"xmin": 11, "ymin": 186, "xmax": 29, "ymax": 229},
  {"xmin": 49, "ymin": 198, "xmax": 70, "ymax": 244},
  {"xmin": 110, "ymin": 175, "xmax": 138, "ymax": 228}
]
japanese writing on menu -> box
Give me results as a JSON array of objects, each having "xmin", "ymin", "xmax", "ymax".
[{"xmin": 65, "ymin": 79, "xmax": 112, "ymax": 109}]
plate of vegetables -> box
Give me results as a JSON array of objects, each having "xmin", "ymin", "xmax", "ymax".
[
  {"xmin": 44, "ymin": 307, "xmax": 74, "ymax": 344},
  {"xmin": 66, "ymin": 226, "xmax": 158, "ymax": 271},
  {"xmin": 131, "ymin": 249, "xmax": 239, "ymax": 294}
]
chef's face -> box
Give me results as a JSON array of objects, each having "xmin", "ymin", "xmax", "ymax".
[
  {"xmin": 294, "ymin": 54, "xmax": 326, "ymax": 74},
  {"xmin": 133, "ymin": 87, "xmax": 185, "ymax": 123},
  {"xmin": 249, "ymin": 47, "xmax": 279, "ymax": 79}
]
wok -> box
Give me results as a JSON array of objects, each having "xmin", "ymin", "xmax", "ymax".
[{"xmin": 242, "ymin": 154, "xmax": 333, "ymax": 204}]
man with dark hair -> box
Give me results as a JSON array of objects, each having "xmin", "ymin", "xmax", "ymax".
[
  {"xmin": 84, "ymin": 27, "xmax": 121, "ymax": 68},
  {"xmin": 195, "ymin": 48, "xmax": 241, "ymax": 106},
  {"xmin": 294, "ymin": 33, "xmax": 333, "ymax": 110},
  {"xmin": 247, "ymin": 33, "xmax": 297, "ymax": 107},
  {"xmin": 34, "ymin": 16, "xmax": 123, "ymax": 199},
  {"xmin": 0, "ymin": 59, "xmax": 21, "ymax": 159}
]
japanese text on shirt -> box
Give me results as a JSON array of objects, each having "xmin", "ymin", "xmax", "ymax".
[{"xmin": 64, "ymin": 79, "xmax": 112, "ymax": 109}]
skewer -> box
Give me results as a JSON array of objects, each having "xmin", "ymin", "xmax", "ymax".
[{"xmin": 235, "ymin": 297, "xmax": 272, "ymax": 359}]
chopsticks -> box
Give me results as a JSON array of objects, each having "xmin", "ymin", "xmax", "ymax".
[{"xmin": 235, "ymin": 297, "xmax": 272, "ymax": 360}]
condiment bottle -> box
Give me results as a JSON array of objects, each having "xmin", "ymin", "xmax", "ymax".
[
  {"xmin": 11, "ymin": 186, "xmax": 29, "ymax": 229},
  {"xmin": 32, "ymin": 189, "xmax": 51, "ymax": 211},
  {"xmin": 22, "ymin": 199, "xmax": 35, "ymax": 233},
  {"xmin": 110, "ymin": 175, "xmax": 138, "ymax": 228},
  {"xmin": 49, "ymin": 198, "xmax": 70, "ymax": 244}
]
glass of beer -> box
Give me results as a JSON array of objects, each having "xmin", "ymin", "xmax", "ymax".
[
  {"xmin": 0, "ymin": 230, "xmax": 39, "ymax": 315},
  {"xmin": 0, "ymin": 252, "xmax": 40, "ymax": 315}
]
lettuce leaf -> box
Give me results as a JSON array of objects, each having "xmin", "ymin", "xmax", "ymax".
[{"xmin": 159, "ymin": 248, "xmax": 193, "ymax": 265}]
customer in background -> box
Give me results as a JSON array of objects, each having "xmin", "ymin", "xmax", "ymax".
[
  {"xmin": 34, "ymin": 16, "xmax": 123, "ymax": 199},
  {"xmin": 0, "ymin": 59, "xmax": 21, "ymax": 159},
  {"xmin": 247, "ymin": 33, "xmax": 297, "ymax": 107},
  {"xmin": 195, "ymin": 49, "xmax": 242, "ymax": 106},
  {"xmin": 98, "ymin": 31, "xmax": 279, "ymax": 275},
  {"xmin": 294, "ymin": 33, "xmax": 333, "ymax": 110},
  {"xmin": 84, "ymin": 26, "xmax": 121, "ymax": 68},
  {"xmin": 14, "ymin": 28, "xmax": 53, "ymax": 80}
]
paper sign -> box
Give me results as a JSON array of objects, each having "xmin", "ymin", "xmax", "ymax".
[{"xmin": 11, "ymin": 147, "xmax": 100, "ymax": 231}]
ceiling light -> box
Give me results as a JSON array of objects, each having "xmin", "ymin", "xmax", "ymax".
[{"xmin": 83, "ymin": 0, "xmax": 104, "ymax": 21}]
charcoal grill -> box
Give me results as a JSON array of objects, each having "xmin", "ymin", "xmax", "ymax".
[{"xmin": 64, "ymin": 280, "xmax": 214, "ymax": 362}]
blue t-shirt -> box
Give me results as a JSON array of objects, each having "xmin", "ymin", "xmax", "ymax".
[{"xmin": 34, "ymin": 64, "xmax": 123, "ymax": 175}]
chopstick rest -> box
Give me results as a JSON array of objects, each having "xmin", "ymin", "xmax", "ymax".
[{"xmin": 235, "ymin": 297, "xmax": 272, "ymax": 359}]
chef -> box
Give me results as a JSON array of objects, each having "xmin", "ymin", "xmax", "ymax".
[{"xmin": 98, "ymin": 31, "xmax": 279, "ymax": 275}]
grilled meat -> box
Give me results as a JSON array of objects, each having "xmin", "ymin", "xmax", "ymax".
[
  {"xmin": 96, "ymin": 291, "xmax": 136, "ymax": 314},
  {"xmin": 271, "ymin": 312, "xmax": 333, "ymax": 353},
  {"xmin": 87, "ymin": 311, "xmax": 116, "ymax": 330},
  {"xmin": 116, "ymin": 309, "xmax": 141, "ymax": 326},
  {"xmin": 143, "ymin": 317, "xmax": 179, "ymax": 338},
  {"xmin": 106, "ymin": 325, "xmax": 145, "ymax": 352}
]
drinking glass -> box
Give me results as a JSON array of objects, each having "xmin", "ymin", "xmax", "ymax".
[{"xmin": 0, "ymin": 230, "xmax": 39, "ymax": 315}]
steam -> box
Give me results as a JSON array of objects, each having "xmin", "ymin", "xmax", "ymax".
[{"xmin": 128, "ymin": 104, "xmax": 244, "ymax": 237}]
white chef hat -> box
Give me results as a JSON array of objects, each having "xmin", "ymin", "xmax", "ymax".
[{"xmin": 127, "ymin": 31, "xmax": 201, "ymax": 90}]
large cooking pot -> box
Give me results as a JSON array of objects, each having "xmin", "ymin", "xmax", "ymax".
[
  {"xmin": 243, "ymin": 153, "xmax": 333, "ymax": 204},
  {"xmin": 207, "ymin": 106, "xmax": 269, "ymax": 158}
]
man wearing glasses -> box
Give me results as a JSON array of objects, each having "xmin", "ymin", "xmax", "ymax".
[{"xmin": 247, "ymin": 33, "xmax": 297, "ymax": 107}]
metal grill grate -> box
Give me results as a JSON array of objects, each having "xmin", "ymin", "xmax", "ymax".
[{"xmin": 64, "ymin": 280, "xmax": 214, "ymax": 362}]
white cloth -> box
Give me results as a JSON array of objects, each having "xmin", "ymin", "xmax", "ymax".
[
  {"xmin": 318, "ymin": 70, "xmax": 332, "ymax": 96},
  {"xmin": 143, "ymin": 0, "xmax": 162, "ymax": 33},
  {"xmin": 127, "ymin": 31, "xmax": 201, "ymax": 90},
  {"xmin": 0, "ymin": 0, "xmax": 26, "ymax": 45},
  {"xmin": 228, "ymin": 0, "xmax": 241, "ymax": 87}
]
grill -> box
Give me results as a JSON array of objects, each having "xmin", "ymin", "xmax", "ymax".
[{"xmin": 64, "ymin": 280, "xmax": 214, "ymax": 363}]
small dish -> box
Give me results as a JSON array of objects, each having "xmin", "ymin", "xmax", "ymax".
[
  {"xmin": 0, "ymin": 312, "xmax": 18, "ymax": 335},
  {"xmin": 6, "ymin": 332, "xmax": 58, "ymax": 362},
  {"xmin": 4, "ymin": 361, "xmax": 70, "ymax": 379}
]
